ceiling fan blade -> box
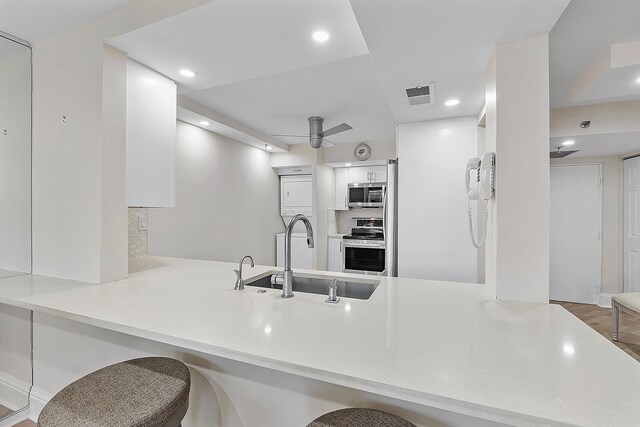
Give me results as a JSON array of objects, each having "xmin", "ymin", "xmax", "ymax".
[
  {"xmin": 321, "ymin": 138, "xmax": 336, "ymax": 148},
  {"xmin": 319, "ymin": 123, "xmax": 352, "ymax": 138},
  {"xmin": 269, "ymin": 134, "xmax": 308, "ymax": 138}
]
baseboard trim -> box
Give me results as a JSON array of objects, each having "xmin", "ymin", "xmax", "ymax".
[
  {"xmin": 598, "ymin": 293, "xmax": 613, "ymax": 308},
  {"xmin": 28, "ymin": 386, "xmax": 53, "ymax": 420},
  {"xmin": 0, "ymin": 370, "xmax": 30, "ymax": 412},
  {"xmin": 0, "ymin": 406, "xmax": 29, "ymax": 427}
]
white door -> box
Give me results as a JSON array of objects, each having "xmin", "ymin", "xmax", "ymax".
[
  {"xmin": 550, "ymin": 164, "xmax": 601, "ymax": 304},
  {"xmin": 624, "ymin": 157, "xmax": 640, "ymax": 292}
]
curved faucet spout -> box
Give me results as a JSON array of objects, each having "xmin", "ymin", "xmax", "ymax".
[
  {"xmin": 282, "ymin": 214, "xmax": 314, "ymax": 298},
  {"xmin": 234, "ymin": 255, "xmax": 254, "ymax": 291}
]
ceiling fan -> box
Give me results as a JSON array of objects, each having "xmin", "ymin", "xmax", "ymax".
[{"xmin": 270, "ymin": 116, "xmax": 353, "ymax": 149}]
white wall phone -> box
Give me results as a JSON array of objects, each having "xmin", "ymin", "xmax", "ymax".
[{"xmin": 466, "ymin": 152, "xmax": 495, "ymax": 248}]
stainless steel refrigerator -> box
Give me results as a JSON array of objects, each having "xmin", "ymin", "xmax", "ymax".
[{"xmin": 384, "ymin": 159, "xmax": 398, "ymax": 277}]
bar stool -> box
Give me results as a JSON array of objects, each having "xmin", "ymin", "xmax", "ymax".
[
  {"xmin": 307, "ymin": 408, "xmax": 416, "ymax": 427},
  {"xmin": 38, "ymin": 357, "xmax": 190, "ymax": 427}
]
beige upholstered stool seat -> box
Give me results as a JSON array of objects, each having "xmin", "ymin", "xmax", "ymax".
[
  {"xmin": 38, "ymin": 357, "xmax": 190, "ymax": 427},
  {"xmin": 307, "ymin": 408, "xmax": 416, "ymax": 427},
  {"xmin": 612, "ymin": 293, "xmax": 640, "ymax": 341}
]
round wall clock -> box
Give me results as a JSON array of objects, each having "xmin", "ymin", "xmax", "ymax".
[{"xmin": 354, "ymin": 143, "xmax": 372, "ymax": 161}]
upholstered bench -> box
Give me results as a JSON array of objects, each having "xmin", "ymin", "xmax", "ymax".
[
  {"xmin": 307, "ymin": 408, "xmax": 416, "ymax": 427},
  {"xmin": 38, "ymin": 357, "xmax": 190, "ymax": 427},
  {"xmin": 612, "ymin": 293, "xmax": 640, "ymax": 341}
]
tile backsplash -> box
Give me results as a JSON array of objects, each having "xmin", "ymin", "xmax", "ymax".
[
  {"xmin": 128, "ymin": 207, "xmax": 148, "ymax": 258},
  {"xmin": 331, "ymin": 208, "xmax": 384, "ymax": 234}
]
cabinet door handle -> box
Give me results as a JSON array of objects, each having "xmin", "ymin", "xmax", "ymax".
[
  {"xmin": 340, "ymin": 241, "xmax": 342, "ymax": 252},
  {"xmin": 367, "ymin": 172, "xmax": 370, "ymax": 181},
  {"xmin": 344, "ymin": 196, "xmax": 347, "ymax": 207},
  {"xmin": 287, "ymin": 191, "xmax": 290, "ymax": 198}
]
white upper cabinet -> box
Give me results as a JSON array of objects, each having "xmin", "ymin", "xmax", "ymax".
[
  {"xmin": 368, "ymin": 165, "xmax": 387, "ymax": 183},
  {"xmin": 126, "ymin": 59, "xmax": 177, "ymax": 207},
  {"xmin": 333, "ymin": 165, "xmax": 387, "ymax": 209},
  {"xmin": 334, "ymin": 168, "xmax": 349, "ymax": 210},
  {"xmin": 346, "ymin": 165, "xmax": 387, "ymax": 184},
  {"xmin": 348, "ymin": 167, "xmax": 370, "ymax": 183}
]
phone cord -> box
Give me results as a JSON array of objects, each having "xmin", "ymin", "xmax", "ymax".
[{"xmin": 468, "ymin": 200, "xmax": 489, "ymax": 249}]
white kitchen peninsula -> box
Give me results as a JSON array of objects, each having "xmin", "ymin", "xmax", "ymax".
[{"xmin": 0, "ymin": 257, "xmax": 639, "ymax": 426}]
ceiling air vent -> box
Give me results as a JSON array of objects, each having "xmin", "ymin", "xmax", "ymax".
[
  {"xmin": 550, "ymin": 149, "xmax": 580, "ymax": 158},
  {"xmin": 406, "ymin": 84, "xmax": 434, "ymax": 106}
]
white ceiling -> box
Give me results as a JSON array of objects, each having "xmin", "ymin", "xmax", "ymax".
[
  {"xmin": 349, "ymin": 0, "xmax": 570, "ymax": 124},
  {"xmin": 109, "ymin": 0, "xmax": 369, "ymax": 94},
  {"xmin": 0, "ymin": 0, "xmax": 138, "ymax": 44},
  {"xmin": 550, "ymin": 132, "xmax": 640, "ymax": 158},
  {"xmin": 185, "ymin": 55, "xmax": 396, "ymax": 144},
  {"xmin": 550, "ymin": 0, "xmax": 640, "ymax": 108},
  {"xmin": 107, "ymin": 0, "xmax": 570, "ymax": 147}
]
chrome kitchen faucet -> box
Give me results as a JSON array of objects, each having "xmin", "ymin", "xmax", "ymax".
[{"xmin": 234, "ymin": 255, "xmax": 254, "ymax": 290}]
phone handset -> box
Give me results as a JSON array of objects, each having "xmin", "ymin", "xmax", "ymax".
[
  {"xmin": 465, "ymin": 158, "xmax": 481, "ymax": 200},
  {"xmin": 466, "ymin": 152, "xmax": 495, "ymax": 248}
]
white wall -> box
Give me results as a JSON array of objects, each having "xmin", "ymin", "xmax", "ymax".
[
  {"xmin": 0, "ymin": 305, "xmax": 30, "ymax": 411},
  {"xmin": 484, "ymin": 35, "xmax": 550, "ymax": 303},
  {"xmin": 31, "ymin": 0, "xmax": 213, "ymax": 284},
  {"xmin": 147, "ymin": 121, "xmax": 283, "ymax": 266},
  {"xmin": 551, "ymin": 100, "xmax": 640, "ymax": 138},
  {"xmin": 0, "ymin": 45, "xmax": 31, "ymax": 274},
  {"xmin": 324, "ymin": 139, "xmax": 396, "ymax": 164},
  {"xmin": 397, "ymin": 117, "xmax": 478, "ymax": 283}
]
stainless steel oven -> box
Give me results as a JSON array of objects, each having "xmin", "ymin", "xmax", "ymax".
[
  {"xmin": 348, "ymin": 183, "xmax": 385, "ymax": 208},
  {"xmin": 343, "ymin": 239, "xmax": 385, "ymax": 275},
  {"xmin": 342, "ymin": 218, "xmax": 385, "ymax": 275}
]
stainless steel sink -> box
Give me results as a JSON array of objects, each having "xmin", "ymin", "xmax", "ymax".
[{"xmin": 244, "ymin": 273, "xmax": 379, "ymax": 300}]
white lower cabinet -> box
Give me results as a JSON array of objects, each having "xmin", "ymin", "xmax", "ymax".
[{"xmin": 328, "ymin": 237, "xmax": 344, "ymax": 272}]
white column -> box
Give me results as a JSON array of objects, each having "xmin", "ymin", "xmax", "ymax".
[{"xmin": 484, "ymin": 34, "xmax": 550, "ymax": 303}]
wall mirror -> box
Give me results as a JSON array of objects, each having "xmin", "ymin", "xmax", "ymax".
[{"xmin": 0, "ymin": 30, "xmax": 33, "ymax": 421}]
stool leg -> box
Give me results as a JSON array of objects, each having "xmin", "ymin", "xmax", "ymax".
[{"xmin": 612, "ymin": 303, "xmax": 620, "ymax": 342}]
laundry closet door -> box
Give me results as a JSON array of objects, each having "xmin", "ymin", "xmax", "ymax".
[{"xmin": 550, "ymin": 164, "xmax": 601, "ymax": 304}]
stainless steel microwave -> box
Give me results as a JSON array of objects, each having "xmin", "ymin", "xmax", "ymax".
[{"xmin": 348, "ymin": 183, "xmax": 385, "ymax": 208}]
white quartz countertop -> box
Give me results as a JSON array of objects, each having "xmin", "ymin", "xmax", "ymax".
[{"xmin": 1, "ymin": 256, "xmax": 640, "ymax": 426}]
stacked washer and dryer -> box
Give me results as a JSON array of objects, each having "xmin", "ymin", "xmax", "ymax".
[{"xmin": 275, "ymin": 170, "xmax": 313, "ymax": 269}]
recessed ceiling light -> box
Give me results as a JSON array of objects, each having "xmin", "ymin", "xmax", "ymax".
[
  {"xmin": 199, "ymin": 121, "xmax": 210, "ymax": 126},
  {"xmin": 312, "ymin": 31, "xmax": 330, "ymax": 42},
  {"xmin": 444, "ymin": 99, "xmax": 460, "ymax": 107},
  {"xmin": 179, "ymin": 69, "xmax": 197, "ymax": 78},
  {"xmin": 563, "ymin": 140, "xmax": 575, "ymax": 146},
  {"xmin": 636, "ymin": 76, "xmax": 640, "ymax": 84},
  {"xmin": 265, "ymin": 144, "xmax": 272, "ymax": 151},
  {"xmin": 345, "ymin": 163, "xmax": 352, "ymax": 167}
]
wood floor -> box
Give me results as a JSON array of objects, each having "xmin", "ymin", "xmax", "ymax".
[{"xmin": 552, "ymin": 300, "xmax": 640, "ymax": 362}]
